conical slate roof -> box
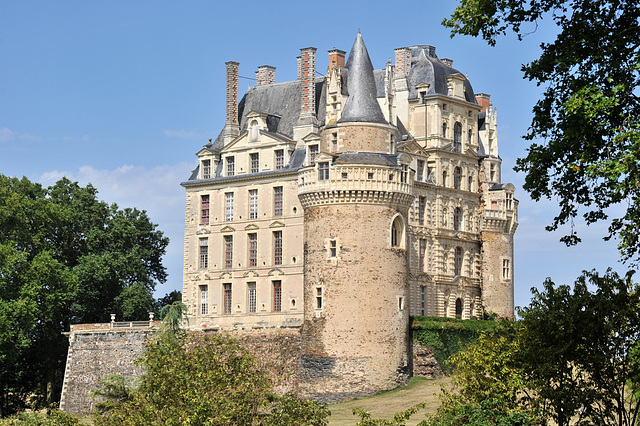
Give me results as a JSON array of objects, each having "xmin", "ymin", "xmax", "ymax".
[{"xmin": 338, "ymin": 31, "xmax": 387, "ymax": 124}]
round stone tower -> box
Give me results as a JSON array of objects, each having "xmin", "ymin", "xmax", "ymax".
[{"xmin": 297, "ymin": 32, "xmax": 415, "ymax": 402}]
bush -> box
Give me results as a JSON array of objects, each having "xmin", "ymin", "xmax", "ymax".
[{"xmin": 411, "ymin": 316, "xmax": 499, "ymax": 374}]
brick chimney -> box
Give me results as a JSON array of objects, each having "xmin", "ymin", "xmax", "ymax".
[
  {"xmin": 475, "ymin": 93, "xmax": 491, "ymax": 112},
  {"xmin": 256, "ymin": 65, "xmax": 276, "ymax": 86},
  {"xmin": 394, "ymin": 47, "xmax": 411, "ymax": 79},
  {"xmin": 299, "ymin": 47, "xmax": 317, "ymax": 122},
  {"xmin": 223, "ymin": 61, "xmax": 240, "ymax": 143},
  {"xmin": 328, "ymin": 49, "xmax": 346, "ymax": 69}
]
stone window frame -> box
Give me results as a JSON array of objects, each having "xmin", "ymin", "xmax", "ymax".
[
  {"xmin": 225, "ymin": 192, "xmax": 234, "ymax": 222},
  {"xmin": 318, "ymin": 162, "xmax": 329, "ymax": 181},
  {"xmin": 273, "ymin": 186, "xmax": 283, "ymax": 217},
  {"xmin": 199, "ymin": 285, "xmax": 208, "ymax": 315},
  {"xmin": 200, "ymin": 194, "xmax": 210, "ymax": 224},
  {"xmin": 224, "ymin": 235, "xmax": 233, "ymax": 269},
  {"xmin": 272, "ymin": 280, "xmax": 282, "ymax": 312},
  {"xmin": 248, "ymin": 233, "xmax": 257, "ymax": 267},
  {"xmin": 201, "ymin": 159, "xmax": 211, "ymax": 179},
  {"xmin": 226, "ymin": 156, "xmax": 235, "ymax": 177},
  {"xmin": 250, "ymin": 152, "xmax": 260, "ymax": 174},
  {"xmin": 390, "ymin": 214, "xmax": 406, "ymax": 249},
  {"xmin": 273, "ymin": 230, "xmax": 283, "ymax": 265},
  {"xmin": 223, "ymin": 283, "xmax": 232, "ymax": 314},
  {"xmin": 248, "ymin": 189, "xmax": 258, "ymax": 220},
  {"xmin": 275, "ymin": 149, "xmax": 285, "ymax": 170},
  {"xmin": 199, "ymin": 237, "xmax": 208, "ymax": 270},
  {"xmin": 247, "ymin": 282, "xmax": 257, "ymax": 313}
]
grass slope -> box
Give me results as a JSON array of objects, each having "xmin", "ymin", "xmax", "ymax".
[{"xmin": 328, "ymin": 376, "xmax": 450, "ymax": 425}]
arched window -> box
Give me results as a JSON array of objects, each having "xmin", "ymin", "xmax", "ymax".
[
  {"xmin": 454, "ymin": 207, "xmax": 462, "ymax": 231},
  {"xmin": 454, "ymin": 247, "xmax": 462, "ymax": 276},
  {"xmin": 468, "ymin": 176, "xmax": 473, "ymax": 191},
  {"xmin": 455, "ymin": 298, "xmax": 463, "ymax": 318},
  {"xmin": 453, "ymin": 167, "xmax": 461, "ymax": 190},
  {"xmin": 453, "ymin": 122, "xmax": 462, "ymax": 152},
  {"xmin": 391, "ymin": 215, "xmax": 405, "ymax": 249},
  {"xmin": 442, "ymin": 170, "xmax": 447, "ymax": 187},
  {"xmin": 467, "ymin": 128, "xmax": 473, "ymax": 145},
  {"xmin": 442, "ymin": 122, "xmax": 447, "ymax": 138},
  {"xmin": 250, "ymin": 120, "xmax": 259, "ymax": 142}
]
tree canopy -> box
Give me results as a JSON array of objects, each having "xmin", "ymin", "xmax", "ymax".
[
  {"xmin": 439, "ymin": 269, "xmax": 640, "ymax": 425},
  {"xmin": 0, "ymin": 174, "xmax": 168, "ymax": 415},
  {"xmin": 444, "ymin": 0, "xmax": 640, "ymax": 262}
]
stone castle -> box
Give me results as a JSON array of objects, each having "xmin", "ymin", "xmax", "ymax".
[
  {"xmin": 60, "ymin": 32, "xmax": 518, "ymax": 412},
  {"xmin": 180, "ymin": 31, "xmax": 518, "ymax": 401}
]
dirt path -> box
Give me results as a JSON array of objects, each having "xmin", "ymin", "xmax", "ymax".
[{"xmin": 327, "ymin": 377, "xmax": 450, "ymax": 425}]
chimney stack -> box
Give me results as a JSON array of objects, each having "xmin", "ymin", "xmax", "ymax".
[
  {"xmin": 224, "ymin": 61, "xmax": 240, "ymax": 143},
  {"xmin": 475, "ymin": 93, "xmax": 491, "ymax": 112},
  {"xmin": 441, "ymin": 58, "xmax": 453, "ymax": 67},
  {"xmin": 256, "ymin": 65, "xmax": 276, "ymax": 86},
  {"xmin": 394, "ymin": 47, "xmax": 411, "ymax": 79},
  {"xmin": 299, "ymin": 47, "xmax": 317, "ymax": 121},
  {"xmin": 328, "ymin": 49, "xmax": 346, "ymax": 69}
]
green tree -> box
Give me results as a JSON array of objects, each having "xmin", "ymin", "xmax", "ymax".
[
  {"xmin": 444, "ymin": 0, "xmax": 640, "ymax": 262},
  {"xmin": 92, "ymin": 329, "xmax": 330, "ymax": 425},
  {"xmin": 434, "ymin": 269, "xmax": 640, "ymax": 425},
  {"xmin": 0, "ymin": 175, "xmax": 168, "ymax": 415}
]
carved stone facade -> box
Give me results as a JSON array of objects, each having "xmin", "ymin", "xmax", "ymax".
[{"xmin": 181, "ymin": 32, "xmax": 518, "ymax": 401}]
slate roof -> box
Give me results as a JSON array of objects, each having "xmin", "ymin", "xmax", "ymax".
[
  {"xmin": 338, "ymin": 31, "xmax": 387, "ymax": 124},
  {"xmin": 334, "ymin": 152, "xmax": 399, "ymax": 166},
  {"xmin": 405, "ymin": 45, "xmax": 476, "ymax": 103}
]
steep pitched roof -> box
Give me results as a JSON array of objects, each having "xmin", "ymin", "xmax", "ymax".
[{"xmin": 338, "ymin": 31, "xmax": 387, "ymax": 124}]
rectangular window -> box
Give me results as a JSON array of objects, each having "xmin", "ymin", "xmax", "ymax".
[
  {"xmin": 202, "ymin": 160, "xmax": 211, "ymax": 179},
  {"xmin": 503, "ymin": 259, "xmax": 511, "ymax": 280},
  {"xmin": 275, "ymin": 149, "xmax": 285, "ymax": 170},
  {"xmin": 419, "ymin": 239, "xmax": 426, "ymax": 272},
  {"xmin": 199, "ymin": 238, "xmax": 208, "ymax": 269},
  {"xmin": 249, "ymin": 189, "xmax": 258, "ymax": 219},
  {"xmin": 309, "ymin": 144, "xmax": 318, "ymax": 164},
  {"xmin": 316, "ymin": 287, "xmax": 323, "ymax": 310},
  {"xmin": 273, "ymin": 231, "xmax": 282, "ymax": 265},
  {"xmin": 201, "ymin": 194, "xmax": 210, "ymax": 224},
  {"xmin": 248, "ymin": 233, "xmax": 257, "ymax": 267},
  {"xmin": 225, "ymin": 192, "xmax": 234, "ymax": 221},
  {"xmin": 329, "ymin": 239, "xmax": 337, "ymax": 258},
  {"xmin": 273, "ymin": 186, "xmax": 283, "ymax": 217},
  {"xmin": 226, "ymin": 156, "xmax": 235, "ymax": 176},
  {"xmin": 223, "ymin": 283, "xmax": 232, "ymax": 314},
  {"xmin": 416, "ymin": 160, "xmax": 424, "ymax": 182},
  {"xmin": 273, "ymin": 280, "xmax": 282, "ymax": 312},
  {"xmin": 200, "ymin": 285, "xmax": 208, "ymax": 315},
  {"xmin": 224, "ymin": 235, "xmax": 233, "ymax": 269},
  {"xmin": 506, "ymin": 193, "xmax": 513, "ymax": 210},
  {"xmin": 247, "ymin": 282, "xmax": 256, "ymax": 313},
  {"xmin": 250, "ymin": 153, "xmax": 259, "ymax": 174},
  {"xmin": 331, "ymin": 133, "xmax": 338, "ymax": 152},
  {"xmin": 418, "ymin": 196, "xmax": 426, "ymax": 226},
  {"xmin": 318, "ymin": 162, "xmax": 329, "ymax": 181}
]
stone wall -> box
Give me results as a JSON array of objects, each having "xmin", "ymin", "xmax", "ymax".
[
  {"xmin": 412, "ymin": 343, "xmax": 444, "ymax": 379},
  {"xmin": 60, "ymin": 324, "xmax": 302, "ymax": 414},
  {"xmin": 59, "ymin": 323, "xmax": 158, "ymax": 414}
]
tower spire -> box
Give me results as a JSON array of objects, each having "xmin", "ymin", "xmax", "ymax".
[{"xmin": 339, "ymin": 31, "xmax": 387, "ymax": 124}]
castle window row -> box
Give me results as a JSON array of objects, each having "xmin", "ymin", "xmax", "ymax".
[
  {"xmin": 198, "ymin": 281, "xmax": 287, "ymax": 315},
  {"xmin": 198, "ymin": 232, "xmax": 289, "ymax": 270},
  {"xmin": 200, "ymin": 186, "xmax": 288, "ymax": 224}
]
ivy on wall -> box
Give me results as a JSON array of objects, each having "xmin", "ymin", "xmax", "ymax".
[{"xmin": 411, "ymin": 316, "xmax": 499, "ymax": 374}]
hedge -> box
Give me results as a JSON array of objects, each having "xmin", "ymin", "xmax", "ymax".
[{"xmin": 411, "ymin": 316, "xmax": 499, "ymax": 374}]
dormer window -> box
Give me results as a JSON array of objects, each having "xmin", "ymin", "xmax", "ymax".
[
  {"xmin": 420, "ymin": 91, "xmax": 427, "ymax": 104},
  {"xmin": 201, "ymin": 159, "xmax": 211, "ymax": 179},
  {"xmin": 250, "ymin": 120, "xmax": 259, "ymax": 142}
]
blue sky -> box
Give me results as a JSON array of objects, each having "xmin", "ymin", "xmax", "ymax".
[{"xmin": 1, "ymin": 1, "xmax": 625, "ymax": 309}]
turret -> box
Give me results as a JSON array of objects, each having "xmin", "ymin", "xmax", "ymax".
[{"xmin": 298, "ymin": 31, "xmax": 414, "ymax": 402}]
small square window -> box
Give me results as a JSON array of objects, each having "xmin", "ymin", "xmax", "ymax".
[
  {"xmin": 341, "ymin": 172, "xmax": 348, "ymax": 179},
  {"xmin": 368, "ymin": 172, "xmax": 374, "ymax": 179}
]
